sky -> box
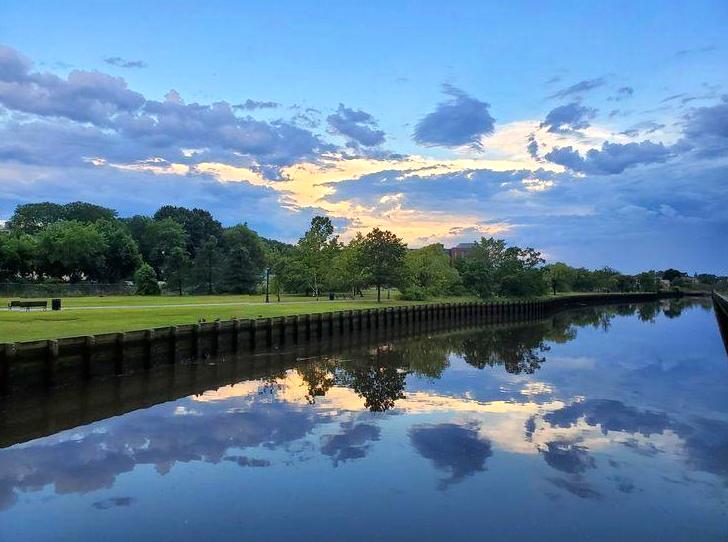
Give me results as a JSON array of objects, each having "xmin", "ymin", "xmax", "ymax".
[{"xmin": 0, "ymin": 0, "xmax": 727, "ymax": 273}]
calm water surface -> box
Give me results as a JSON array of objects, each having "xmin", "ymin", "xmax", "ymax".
[{"xmin": 1, "ymin": 300, "xmax": 727, "ymax": 541}]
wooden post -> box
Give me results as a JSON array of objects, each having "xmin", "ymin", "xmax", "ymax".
[
  {"xmin": 279, "ymin": 318, "xmax": 286, "ymax": 347},
  {"xmin": 46, "ymin": 339, "xmax": 59, "ymax": 388},
  {"xmin": 232, "ymin": 318, "xmax": 240, "ymax": 352},
  {"xmin": 1, "ymin": 343, "xmax": 16, "ymax": 396},
  {"xmin": 144, "ymin": 329, "xmax": 155, "ymax": 369},
  {"xmin": 293, "ymin": 315, "xmax": 300, "ymax": 344},
  {"xmin": 249, "ymin": 320, "xmax": 257, "ymax": 350},
  {"xmin": 192, "ymin": 323, "xmax": 202, "ymax": 360},
  {"xmin": 305, "ymin": 314, "xmax": 312, "ymax": 340},
  {"xmin": 212, "ymin": 321, "xmax": 222, "ymax": 355},
  {"xmin": 115, "ymin": 333, "xmax": 126, "ymax": 375},
  {"xmin": 169, "ymin": 326, "xmax": 178, "ymax": 364},
  {"xmin": 82, "ymin": 336, "xmax": 95, "ymax": 380},
  {"xmin": 266, "ymin": 318, "xmax": 274, "ymax": 347}
]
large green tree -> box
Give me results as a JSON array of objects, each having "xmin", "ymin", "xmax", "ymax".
[
  {"xmin": 359, "ymin": 228, "xmax": 407, "ymax": 302},
  {"xmin": 35, "ymin": 221, "xmax": 108, "ymax": 281},
  {"xmin": 293, "ymin": 216, "xmax": 340, "ymax": 299},
  {"xmin": 404, "ymin": 243, "xmax": 460, "ymax": 299},
  {"xmin": 222, "ymin": 225, "xmax": 266, "ymax": 294},
  {"xmin": 153, "ymin": 206, "xmax": 223, "ymax": 257}
]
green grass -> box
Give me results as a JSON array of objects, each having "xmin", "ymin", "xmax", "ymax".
[{"xmin": 0, "ymin": 293, "xmax": 479, "ymax": 343}]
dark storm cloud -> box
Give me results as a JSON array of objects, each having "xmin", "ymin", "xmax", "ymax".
[
  {"xmin": 540, "ymin": 102, "xmax": 597, "ymax": 133},
  {"xmin": 409, "ymin": 423, "xmax": 492, "ymax": 489},
  {"xmin": 104, "ymin": 56, "xmax": 147, "ymax": 69},
  {"xmin": 413, "ymin": 84, "xmax": 495, "ymax": 148},
  {"xmin": 545, "ymin": 141, "xmax": 672, "ymax": 175},
  {"xmin": 547, "ymin": 78, "xmax": 605, "ymax": 100},
  {"xmin": 327, "ymin": 104, "xmax": 386, "ymax": 147}
]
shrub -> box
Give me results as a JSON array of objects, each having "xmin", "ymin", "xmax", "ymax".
[{"xmin": 134, "ymin": 263, "xmax": 161, "ymax": 295}]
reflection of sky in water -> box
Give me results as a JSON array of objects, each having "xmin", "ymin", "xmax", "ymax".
[{"xmin": 1, "ymin": 300, "xmax": 727, "ymax": 541}]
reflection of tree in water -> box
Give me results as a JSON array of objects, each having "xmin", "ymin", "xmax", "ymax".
[
  {"xmin": 337, "ymin": 365, "xmax": 408, "ymax": 412},
  {"xmin": 456, "ymin": 325, "xmax": 551, "ymax": 374},
  {"xmin": 294, "ymin": 301, "xmax": 687, "ymax": 409}
]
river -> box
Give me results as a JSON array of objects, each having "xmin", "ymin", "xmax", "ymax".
[{"xmin": 1, "ymin": 298, "xmax": 726, "ymax": 541}]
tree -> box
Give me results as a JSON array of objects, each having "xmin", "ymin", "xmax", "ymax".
[
  {"xmin": 404, "ymin": 243, "xmax": 460, "ymax": 299},
  {"xmin": 359, "ymin": 228, "xmax": 408, "ymax": 302},
  {"xmin": 194, "ymin": 235, "xmax": 221, "ymax": 294},
  {"xmin": 329, "ymin": 233, "xmax": 369, "ymax": 297},
  {"xmin": 0, "ymin": 233, "xmax": 38, "ymax": 279},
  {"xmin": 95, "ymin": 220, "xmax": 142, "ymax": 282},
  {"xmin": 35, "ymin": 221, "xmax": 107, "ymax": 281},
  {"xmin": 294, "ymin": 216, "xmax": 340, "ymax": 299},
  {"xmin": 222, "ymin": 225, "xmax": 266, "ymax": 293},
  {"xmin": 145, "ymin": 218, "xmax": 188, "ymax": 274},
  {"xmin": 544, "ymin": 262, "xmax": 577, "ymax": 294},
  {"xmin": 661, "ymin": 268, "xmax": 685, "ymax": 283},
  {"xmin": 62, "ymin": 201, "xmax": 117, "ymax": 223},
  {"xmin": 134, "ymin": 263, "xmax": 161, "ymax": 295},
  {"xmin": 162, "ymin": 246, "xmax": 191, "ymax": 295},
  {"xmin": 636, "ymin": 271, "xmax": 659, "ymax": 292},
  {"xmin": 153, "ymin": 206, "xmax": 223, "ymax": 257},
  {"xmin": 8, "ymin": 202, "xmax": 66, "ymax": 234}
]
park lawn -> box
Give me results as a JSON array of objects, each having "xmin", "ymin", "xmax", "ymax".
[{"xmin": 0, "ymin": 295, "xmax": 479, "ymax": 342}]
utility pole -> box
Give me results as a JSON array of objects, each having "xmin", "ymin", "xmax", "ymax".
[{"xmin": 265, "ymin": 267, "xmax": 270, "ymax": 303}]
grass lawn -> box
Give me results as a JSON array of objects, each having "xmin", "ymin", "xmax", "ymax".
[{"xmin": 0, "ymin": 293, "xmax": 479, "ymax": 342}]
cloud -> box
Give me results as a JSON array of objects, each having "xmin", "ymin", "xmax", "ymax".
[
  {"xmin": 233, "ymin": 99, "xmax": 280, "ymax": 111},
  {"xmin": 104, "ymin": 56, "xmax": 147, "ymax": 69},
  {"xmin": 413, "ymin": 84, "xmax": 495, "ymax": 148},
  {"xmin": 547, "ymin": 78, "xmax": 605, "ymax": 100},
  {"xmin": 680, "ymin": 95, "xmax": 728, "ymax": 157},
  {"xmin": 327, "ymin": 104, "xmax": 385, "ymax": 147},
  {"xmin": 320, "ymin": 422, "xmax": 381, "ymax": 465},
  {"xmin": 675, "ymin": 45, "xmax": 716, "ymax": 57},
  {"xmin": 608, "ymin": 86, "xmax": 634, "ymax": 102},
  {"xmin": 409, "ymin": 422, "xmax": 492, "ymax": 489},
  {"xmin": 0, "ymin": 44, "xmax": 330, "ymax": 171},
  {"xmin": 545, "ymin": 140, "xmax": 672, "ymax": 175},
  {"xmin": 540, "ymin": 102, "xmax": 597, "ymax": 133},
  {"xmin": 91, "ymin": 496, "xmax": 136, "ymax": 509}
]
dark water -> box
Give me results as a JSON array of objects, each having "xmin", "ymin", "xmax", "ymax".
[{"xmin": 1, "ymin": 299, "xmax": 727, "ymax": 541}]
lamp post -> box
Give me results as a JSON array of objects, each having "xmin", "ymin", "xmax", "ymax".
[{"xmin": 265, "ymin": 267, "xmax": 270, "ymax": 303}]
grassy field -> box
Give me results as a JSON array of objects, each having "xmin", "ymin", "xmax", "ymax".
[{"xmin": 0, "ymin": 293, "xmax": 478, "ymax": 342}]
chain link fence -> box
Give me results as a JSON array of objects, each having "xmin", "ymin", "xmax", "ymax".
[{"xmin": 0, "ymin": 282, "xmax": 135, "ymax": 298}]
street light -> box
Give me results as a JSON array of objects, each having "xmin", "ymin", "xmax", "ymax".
[{"xmin": 265, "ymin": 267, "xmax": 270, "ymax": 303}]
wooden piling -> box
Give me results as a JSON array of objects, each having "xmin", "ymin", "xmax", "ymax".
[{"xmin": 82, "ymin": 336, "xmax": 95, "ymax": 380}]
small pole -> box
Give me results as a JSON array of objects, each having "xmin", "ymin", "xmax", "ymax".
[{"xmin": 265, "ymin": 268, "xmax": 270, "ymax": 304}]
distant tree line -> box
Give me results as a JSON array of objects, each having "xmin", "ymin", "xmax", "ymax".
[{"xmin": 1, "ymin": 201, "xmax": 724, "ymax": 298}]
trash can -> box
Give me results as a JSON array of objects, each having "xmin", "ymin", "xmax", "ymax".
[
  {"xmin": 51, "ymin": 298, "xmax": 62, "ymax": 311},
  {"xmin": 328, "ymin": 291, "xmax": 335, "ymax": 301}
]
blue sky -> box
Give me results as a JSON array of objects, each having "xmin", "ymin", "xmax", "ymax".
[{"xmin": 0, "ymin": 0, "xmax": 727, "ymax": 272}]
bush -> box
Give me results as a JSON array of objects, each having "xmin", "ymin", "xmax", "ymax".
[
  {"xmin": 134, "ymin": 263, "xmax": 161, "ymax": 295},
  {"xmin": 399, "ymin": 286, "xmax": 428, "ymax": 301}
]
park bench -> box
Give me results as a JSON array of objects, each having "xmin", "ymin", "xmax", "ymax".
[{"xmin": 8, "ymin": 300, "xmax": 48, "ymax": 311}]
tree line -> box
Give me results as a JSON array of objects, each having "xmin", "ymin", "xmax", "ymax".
[{"xmin": 1, "ymin": 201, "xmax": 723, "ymax": 299}]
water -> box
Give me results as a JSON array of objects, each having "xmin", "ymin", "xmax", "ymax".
[{"xmin": 1, "ymin": 299, "xmax": 727, "ymax": 541}]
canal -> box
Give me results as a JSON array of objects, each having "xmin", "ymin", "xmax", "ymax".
[{"xmin": 1, "ymin": 298, "xmax": 726, "ymax": 541}]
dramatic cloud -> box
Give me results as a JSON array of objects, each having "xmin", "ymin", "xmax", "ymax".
[
  {"xmin": 680, "ymin": 95, "xmax": 728, "ymax": 157},
  {"xmin": 540, "ymin": 102, "xmax": 597, "ymax": 133},
  {"xmin": 413, "ymin": 84, "xmax": 495, "ymax": 148},
  {"xmin": 0, "ymin": 44, "xmax": 330, "ymax": 171},
  {"xmin": 545, "ymin": 141, "xmax": 672, "ymax": 175},
  {"xmin": 320, "ymin": 422, "xmax": 381, "ymax": 465},
  {"xmin": 104, "ymin": 56, "xmax": 147, "ymax": 69},
  {"xmin": 548, "ymin": 78, "xmax": 605, "ymax": 100},
  {"xmin": 327, "ymin": 104, "xmax": 386, "ymax": 147}
]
